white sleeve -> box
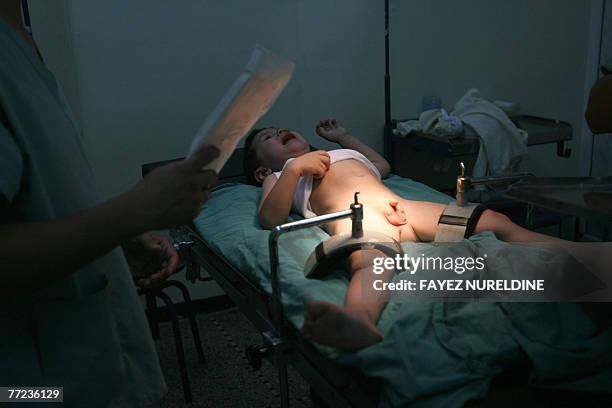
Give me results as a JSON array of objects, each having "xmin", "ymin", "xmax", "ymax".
[{"xmin": 0, "ymin": 120, "xmax": 23, "ymax": 202}]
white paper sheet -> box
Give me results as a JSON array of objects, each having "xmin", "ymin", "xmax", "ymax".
[{"xmin": 188, "ymin": 45, "xmax": 295, "ymax": 172}]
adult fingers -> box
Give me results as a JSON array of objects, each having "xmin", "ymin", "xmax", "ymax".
[
  {"xmin": 192, "ymin": 144, "xmax": 220, "ymax": 167},
  {"xmin": 142, "ymin": 234, "xmax": 163, "ymax": 252},
  {"xmin": 197, "ymin": 169, "xmax": 218, "ymax": 189},
  {"xmin": 137, "ymin": 278, "xmax": 150, "ymax": 289},
  {"xmin": 188, "ymin": 190, "xmax": 206, "ymax": 209},
  {"xmin": 159, "ymin": 238, "xmax": 180, "ymax": 274},
  {"xmin": 145, "ymin": 270, "xmax": 167, "ymax": 287},
  {"xmin": 165, "ymin": 247, "xmax": 180, "ymax": 274},
  {"xmin": 180, "ymin": 144, "xmax": 220, "ymax": 172},
  {"xmin": 150, "ymin": 259, "xmax": 175, "ymax": 283},
  {"xmin": 190, "ymin": 190, "xmax": 212, "ymax": 209},
  {"xmin": 157, "ymin": 263, "xmax": 174, "ymax": 281}
]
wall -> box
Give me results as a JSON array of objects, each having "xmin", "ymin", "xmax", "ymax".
[
  {"xmin": 31, "ymin": 0, "xmax": 383, "ymax": 199},
  {"xmin": 31, "ymin": 1, "xmax": 600, "ymax": 190},
  {"xmin": 28, "ymin": 0, "xmax": 81, "ymax": 122}
]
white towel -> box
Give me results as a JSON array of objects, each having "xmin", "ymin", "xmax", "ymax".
[
  {"xmin": 453, "ymin": 89, "xmax": 528, "ymax": 177},
  {"xmin": 395, "ymin": 108, "xmax": 463, "ymax": 137}
]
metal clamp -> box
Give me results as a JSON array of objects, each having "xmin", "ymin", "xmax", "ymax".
[
  {"xmin": 170, "ymin": 228, "xmax": 200, "ymax": 283},
  {"xmin": 171, "ymin": 228, "xmax": 195, "ymax": 252},
  {"xmin": 244, "ymin": 330, "xmax": 284, "ymax": 371},
  {"xmin": 350, "ymin": 191, "xmax": 363, "ymax": 238},
  {"xmin": 455, "ymin": 162, "xmax": 532, "ymax": 207}
]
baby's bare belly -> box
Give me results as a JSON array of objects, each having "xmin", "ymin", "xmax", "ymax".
[
  {"xmin": 310, "ymin": 160, "xmax": 405, "ymax": 239},
  {"xmin": 310, "ymin": 160, "xmax": 391, "ymax": 211}
]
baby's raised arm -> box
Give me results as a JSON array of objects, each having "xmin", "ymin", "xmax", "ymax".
[
  {"xmin": 258, "ymin": 151, "xmax": 330, "ymax": 229},
  {"xmin": 316, "ymin": 119, "xmax": 391, "ymax": 178}
]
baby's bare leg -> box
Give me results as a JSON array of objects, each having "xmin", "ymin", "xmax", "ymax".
[
  {"xmin": 397, "ymin": 198, "xmax": 568, "ymax": 243},
  {"xmin": 302, "ymin": 249, "xmax": 392, "ymax": 351},
  {"xmin": 475, "ymin": 211, "xmax": 612, "ymax": 279},
  {"xmin": 344, "ymin": 249, "xmax": 394, "ymax": 322},
  {"xmin": 473, "ymin": 209, "xmax": 563, "ymax": 243},
  {"xmin": 400, "ymin": 199, "xmax": 612, "ymax": 281}
]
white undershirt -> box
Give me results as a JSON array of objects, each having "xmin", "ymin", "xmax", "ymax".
[{"xmin": 273, "ymin": 149, "xmax": 381, "ymax": 218}]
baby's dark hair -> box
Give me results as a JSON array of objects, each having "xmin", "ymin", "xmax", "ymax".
[{"xmin": 243, "ymin": 127, "xmax": 272, "ymax": 186}]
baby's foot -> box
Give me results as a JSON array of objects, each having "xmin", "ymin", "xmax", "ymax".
[{"xmin": 302, "ymin": 300, "xmax": 382, "ymax": 351}]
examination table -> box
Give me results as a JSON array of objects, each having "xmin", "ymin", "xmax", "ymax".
[{"xmin": 143, "ymin": 150, "xmax": 612, "ymax": 408}]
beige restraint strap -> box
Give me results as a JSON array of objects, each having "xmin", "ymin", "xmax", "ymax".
[{"xmin": 434, "ymin": 202, "xmax": 484, "ymax": 243}]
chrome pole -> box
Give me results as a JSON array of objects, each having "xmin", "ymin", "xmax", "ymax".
[
  {"xmin": 455, "ymin": 162, "xmax": 532, "ymax": 207},
  {"xmin": 268, "ymin": 208, "xmax": 354, "ymax": 408},
  {"xmin": 469, "ymin": 173, "xmax": 533, "ymax": 186}
]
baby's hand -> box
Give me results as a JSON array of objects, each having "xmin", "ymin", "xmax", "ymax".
[
  {"xmin": 316, "ymin": 118, "xmax": 349, "ymax": 143},
  {"xmin": 288, "ymin": 150, "xmax": 330, "ymax": 179}
]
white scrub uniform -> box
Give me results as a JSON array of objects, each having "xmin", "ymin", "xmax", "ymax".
[{"xmin": 0, "ymin": 20, "xmax": 166, "ymax": 407}]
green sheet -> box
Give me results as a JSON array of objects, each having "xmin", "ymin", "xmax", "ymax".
[{"xmin": 194, "ymin": 175, "xmax": 612, "ymax": 407}]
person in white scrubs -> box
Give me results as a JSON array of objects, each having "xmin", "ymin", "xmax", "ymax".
[{"xmin": 0, "ymin": 1, "xmax": 218, "ymax": 406}]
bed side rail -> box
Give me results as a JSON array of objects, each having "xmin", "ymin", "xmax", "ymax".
[{"xmin": 140, "ymin": 148, "xmax": 247, "ymax": 185}]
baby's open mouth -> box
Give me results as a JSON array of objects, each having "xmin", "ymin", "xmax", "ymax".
[{"xmin": 281, "ymin": 132, "xmax": 295, "ymax": 144}]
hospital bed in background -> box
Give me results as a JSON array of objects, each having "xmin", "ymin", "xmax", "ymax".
[{"xmin": 141, "ymin": 149, "xmax": 612, "ymax": 408}]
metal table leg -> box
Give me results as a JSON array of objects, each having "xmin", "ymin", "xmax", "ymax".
[
  {"xmin": 156, "ymin": 291, "xmax": 192, "ymax": 404},
  {"xmin": 164, "ymin": 280, "xmax": 206, "ymax": 365}
]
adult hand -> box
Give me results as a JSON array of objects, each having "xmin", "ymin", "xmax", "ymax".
[
  {"xmin": 123, "ymin": 232, "xmax": 180, "ymax": 289},
  {"xmin": 127, "ymin": 144, "xmax": 220, "ymax": 230}
]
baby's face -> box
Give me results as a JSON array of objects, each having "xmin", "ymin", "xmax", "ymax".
[{"xmin": 253, "ymin": 127, "xmax": 310, "ymax": 170}]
